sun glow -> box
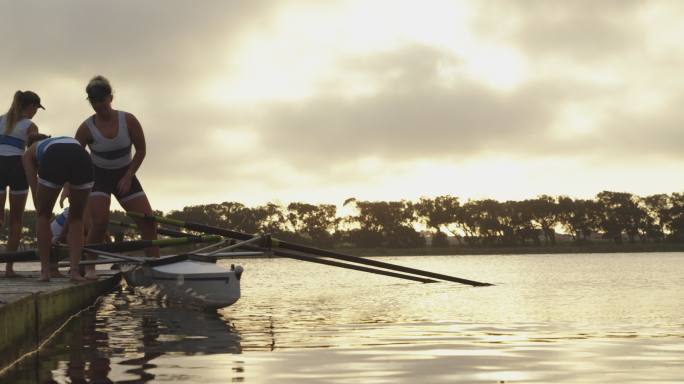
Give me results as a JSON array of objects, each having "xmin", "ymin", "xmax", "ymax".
[
  {"xmin": 205, "ymin": 0, "xmax": 527, "ymax": 106},
  {"xmin": 208, "ymin": 127, "xmax": 260, "ymax": 154},
  {"xmin": 550, "ymin": 103, "xmax": 602, "ymax": 140}
]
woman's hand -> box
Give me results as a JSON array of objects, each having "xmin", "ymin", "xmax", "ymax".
[{"xmin": 117, "ymin": 173, "xmax": 133, "ymax": 196}]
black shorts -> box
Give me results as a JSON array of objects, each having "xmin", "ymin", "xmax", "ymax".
[
  {"xmin": 38, "ymin": 143, "xmax": 94, "ymax": 190},
  {"xmin": 91, "ymin": 164, "xmax": 145, "ymax": 202},
  {"xmin": 0, "ymin": 155, "xmax": 28, "ymax": 193}
]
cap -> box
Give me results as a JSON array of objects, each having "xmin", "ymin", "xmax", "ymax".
[
  {"xmin": 86, "ymin": 84, "xmax": 112, "ymax": 101},
  {"xmin": 21, "ymin": 91, "xmax": 45, "ymax": 110}
]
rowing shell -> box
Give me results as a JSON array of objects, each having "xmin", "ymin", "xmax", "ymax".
[{"xmin": 121, "ymin": 254, "xmax": 245, "ymax": 310}]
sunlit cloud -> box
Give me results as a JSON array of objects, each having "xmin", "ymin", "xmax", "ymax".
[{"xmin": 2, "ymin": 0, "xmax": 683, "ymax": 212}]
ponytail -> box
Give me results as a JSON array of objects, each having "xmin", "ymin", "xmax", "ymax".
[{"xmin": 4, "ymin": 91, "xmax": 23, "ymax": 135}]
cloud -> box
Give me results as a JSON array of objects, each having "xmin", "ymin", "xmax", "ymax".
[
  {"xmin": 207, "ymin": 44, "xmax": 612, "ymax": 170},
  {"xmin": 0, "ymin": 1, "xmax": 273, "ymax": 76},
  {"xmin": 2, "ymin": 0, "xmax": 683, "ymax": 210},
  {"xmin": 471, "ymin": 1, "xmax": 647, "ymax": 61},
  {"xmin": 226, "ymin": 45, "xmax": 552, "ymax": 165}
]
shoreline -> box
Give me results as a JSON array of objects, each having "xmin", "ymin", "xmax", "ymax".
[
  {"xmin": 93, "ymin": 242, "xmax": 684, "ymax": 260},
  {"xmin": 335, "ymin": 242, "xmax": 684, "ymax": 257}
]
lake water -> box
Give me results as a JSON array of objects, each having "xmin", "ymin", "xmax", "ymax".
[{"xmin": 2, "ymin": 252, "xmax": 683, "ymax": 383}]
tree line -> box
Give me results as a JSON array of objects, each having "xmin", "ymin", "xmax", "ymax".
[{"xmin": 3, "ymin": 191, "xmax": 684, "ymax": 249}]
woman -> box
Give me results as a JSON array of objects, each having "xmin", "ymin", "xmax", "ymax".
[
  {"xmin": 75, "ymin": 76, "xmax": 158, "ymax": 277},
  {"xmin": 23, "ymin": 134, "xmax": 93, "ymax": 282},
  {"xmin": 0, "ymin": 91, "xmax": 44, "ymax": 277}
]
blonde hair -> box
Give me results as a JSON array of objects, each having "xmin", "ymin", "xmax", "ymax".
[
  {"xmin": 4, "ymin": 91, "xmax": 24, "ymax": 135},
  {"xmin": 4, "ymin": 90, "xmax": 42, "ymax": 135}
]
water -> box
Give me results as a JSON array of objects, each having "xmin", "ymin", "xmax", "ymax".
[{"xmin": 2, "ymin": 252, "xmax": 683, "ymax": 383}]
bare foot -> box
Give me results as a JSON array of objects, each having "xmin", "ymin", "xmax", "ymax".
[{"xmin": 85, "ymin": 271, "xmax": 99, "ymax": 280}]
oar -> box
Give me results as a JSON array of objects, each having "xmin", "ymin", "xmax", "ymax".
[
  {"xmin": 0, "ymin": 249, "xmax": 38, "ymax": 263},
  {"xmin": 84, "ymin": 235, "xmax": 223, "ymax": 253},
  {"xmin": 0, "ymin": 234, "xmax": 223, "ymax": 263},
  {"xmin": 81, "ymin": 247, "xmax": 153, "ymax": 263},
  {"xmin": 127, "ymin": 212, "xmax": 493, "ymax": 286},
  {"xmin": 116, "ymin": 219, "xmax": 438, "ymax": 283},
  {"xmin": 58, "ymin": 254, "xmax": 148, "ymax": 267},
  {"xmin": 259, "ymin": 246, "xmax": 436, "ymax": 283},
  {"xmin": 59, "ymin": 258, "xmax": 125, "ymax": 267},
  {"xmin": 110, "ymin": 220, "xmax": 193, "ymax": 239}
]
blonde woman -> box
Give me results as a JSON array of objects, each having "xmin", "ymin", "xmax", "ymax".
[
  {"xmin": 75, "ymin": 76, "xmax": 158, "ymax": 277},
  {"xmin": 0, "ymin": 91, "xmax": 44, "ymax": 277}
]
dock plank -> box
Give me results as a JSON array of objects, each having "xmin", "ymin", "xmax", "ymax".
[{"xmin": 0, "ymin": 271, "xmax": 121, "ymax": 372}]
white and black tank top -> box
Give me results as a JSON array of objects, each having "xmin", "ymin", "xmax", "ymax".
[
  {"xmin": 0, "ymin": 115, "xmax": 32, "ymax": 156},
  {"xmin": 85, "ymin": 110, "xmax": 132, "ymax": 169}
]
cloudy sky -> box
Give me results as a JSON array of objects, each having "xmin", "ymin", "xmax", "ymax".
[{"xmin": 2, "ymin": 0, "xmax": 682, "ymax": 212}]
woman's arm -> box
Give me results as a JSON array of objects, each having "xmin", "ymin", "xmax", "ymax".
[
  {"xmin": 26, "ymin": 123, "xmax": 38, "ymax": 137},
  {"xmin": 117, "ymin": 113, "xmax": 146, "ymax": 195},
  {"xmin": 22, "ymin": 144, "xmax": 39, "ymax": 208},
  {"xmin": 125, "ymin": 113, "xmax": 146, "ymax": 175},
  {"xmin": 75, "ymin": 122, "xmax": 92, "ymax": 146}
]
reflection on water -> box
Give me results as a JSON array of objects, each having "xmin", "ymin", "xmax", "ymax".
[
  {"xmin": 2, "ymin": 253, "xmax": 684, "ymax": 383},
  {"xmin": 2, "ymin": 291, "xmax": 243, "ymax": 383}
]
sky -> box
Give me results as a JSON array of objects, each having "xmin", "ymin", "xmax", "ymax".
[{"xmin": 2, "ymin": 0, "xmax": 683, "ymax": 212}]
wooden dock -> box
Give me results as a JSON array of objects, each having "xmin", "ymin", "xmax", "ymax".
[{"xmin": 0, "ymin": 271, "xmax": 121, "ymax": 372}]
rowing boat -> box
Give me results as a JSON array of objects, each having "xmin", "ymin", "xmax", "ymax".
[
  {"xmin": 81, "ymin": 239, "xmax": 262, "ymax": 310},
  {"xmin": 120, "ymin": 253, "xmax": 245, "ymax": 310}
]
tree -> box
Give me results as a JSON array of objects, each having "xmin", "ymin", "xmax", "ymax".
[
  {"xmin": 450, "ymin": 201, "xmax": 479, "ymax": 245},
  {"xmin": 595, "ymin": 191, "xmax": 646, "ymax": 244},
  {"xmin": 344, "ymin": 199, "xmax": 423, "ymax": 248},
  {"xmin": 640, "ymin": 194, "xmax": 669, "ymax": 242},
  {"xmin": 508, "ymin": 200, "xmax": 540, "ymax": 245},
  {"xmin": 459, "ymin": 199, "xmax": 508, "ymax": 245},
  {"xmin": 667, "ymin": 193, "xmax": 684, "ymax": 241},
  {"xmin": 254, "ymin": 203, "xmax": 288, "ymax": 236},
  {"xmin": 528, "ymin": 195, "xmax": 559, "ymax": 245},
  {"xmin": 414, "ymin": 195, "xmax": 460, "ymax": 247},
  {"xmin": 286, "ymin": 202, "xmax": 338, "ymax": 247},
  {"xmin": 557, "ymin": 197, "xmax": 600, "ymax": 242}
]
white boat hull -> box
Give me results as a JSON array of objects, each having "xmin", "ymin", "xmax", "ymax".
[{"xmin": 122, "ymin": 255, "xmax": 243, "ymax": 310}]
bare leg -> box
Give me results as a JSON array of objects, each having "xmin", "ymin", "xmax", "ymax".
[
  {"xmin": 67, "ymin": 188, "xmax": 90, "ymax": 282},
  {"xmin": 120, "ymin": 194, "xmax": 159, "ymax": 258},
  {"xmin": 4, "ymin": 192, "xmax": 27, "ymax": 277},
  {"xmin": 36, "ymin": 185, "xmax": 60, "ymax": 282},
  {"xmin": 85, "ymin": 195, "xmax": 111, "ymax": 278},
  {"xmin": 1, "ymin": 191, "xmax": 9, "ymax": 277},
  {"xmin": 0, "ymin": 191, "xmax": 5, "ymax": 226}
]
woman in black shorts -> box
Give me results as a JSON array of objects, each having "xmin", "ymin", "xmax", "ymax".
[
  {"xmin": 23, "ymin": 134, "xmax": 93, "ymax": 282},
  {"xmin": 0, "ymin": 90, "xmax": 43, "ymax": 277},
  {"xmin": 75, "ymin": 76, "xmax": 158, "ymax": 277}
]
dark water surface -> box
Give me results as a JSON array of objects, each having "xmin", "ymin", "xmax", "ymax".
[{"xmin": 3, "ymin": 252, "xmax": 683, "ymax": 383}]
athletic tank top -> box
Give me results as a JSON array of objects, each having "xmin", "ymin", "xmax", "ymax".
[
  {"xmin": 85, "ymin": 110, "xmax": 132, "ymax": 169},
  {"xmin": 36, "ymin": 136, "xmax": 80, "ymax": 165},
  {"xmin": 0, "ymin": 115, "xmax": 32, "ymax": 156}
]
